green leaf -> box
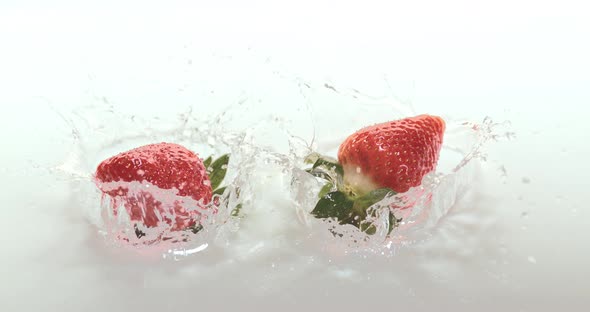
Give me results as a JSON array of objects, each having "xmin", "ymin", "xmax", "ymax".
[
  {"xmin": 134, "ymin": 224, "xmax": 146, "ymax": 239},
  {"xmin": 351, "ymin": 188, "xmax": 394, "ymax": 215},
  {"xmin": 311, "ymin": 191, "xmax": 355, "ymax": 222},
  {"xmin": 231, "ymin": 203, "xmax": 242, "ymax": 217},
  {"xmin": 318, "ymin": 182, "xmax": 334, "ymax": 198},
  {"xmin": 304, "ymin": 152, "xmax": 320, "ymax": 164},
  {"xmin": 304, "ymin": 153, "xmax": 344, "ymax": 185},
  {"xmin": 207, "ymin": 154, "xmax": 229, "ymax": 190},
  {"xmin": 387, "ymin": 210, "xmax": 402, "ymax": 235},
  {"xmin": 354, "ymin": 188, "xmax": 396, "ymax": 234},
  {"xmin": 312, "ymin": 157, "xmax": 344, "ymax": 177},
  {"xmin": 188, "ymin": 223, "xmax": 203, "ymax": 234},
  {"xmin": 213, "ymin": 186, "xmax": 227, "ymax": 196},
  {"xmin": 360, "ymin": 221, "xmax": 377, "ymax": 235},
  {"xmin": 203, "ymin": 156, "xmax": 213, "ymax": 169},
  {"xmin": 306, "ymin": 168, "xmax": 335, "ymax": 182},
  {"xmin": 311, "ymin": 188, "xmax": 398, "ymax": 236}
]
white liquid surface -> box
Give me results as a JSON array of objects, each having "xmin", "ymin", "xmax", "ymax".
[{"xmin": 1, "ymin": 2, "xmax": 589, "ymax": 311}]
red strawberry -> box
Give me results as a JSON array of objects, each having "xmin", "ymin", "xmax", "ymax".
[
  {"xmin": 337, "ymin": 114, "xmax": 445, "ymax": 193},
  {"xmin": 307, "ymin": 114, "xmax": 445, "ymax": 235},
  {"xmin": 95, "ymin": 142, "xmax": 213, "ymax": 231}
]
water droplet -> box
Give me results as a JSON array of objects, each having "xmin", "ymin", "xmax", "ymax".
[
  {"xmin": 521, "ymin": 177, "xmax": 531, "ymax": 184},
  {"xmin": 527, "ymin": 256, "xmax": 537, "ymax": 264}
]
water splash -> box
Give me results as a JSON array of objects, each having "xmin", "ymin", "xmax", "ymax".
[
  {"xmin": 289, "ymin": 115, "xmax": 512, "ymax": 255},
  {"xmin": 280, "ymin": 75, "xmax": 514, "ymax": 255},
  {"xmin": 49, "ymin": 54, "xmax": 512, "ymax": 260},
  {"xmin": 51, "ymin": 102, "xmax": 250, "ymax": 258}
]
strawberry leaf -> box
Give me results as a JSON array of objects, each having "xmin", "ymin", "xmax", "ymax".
[
  {"xmin": 351, "ymin": 188, "xmax": 394, "ymax": 215},
  {"xmin": 311, "ymin": 191, "xmax": 355, "ymax": 222},
  {"xmin": 305, "ymin": 168, "xmax": 335, "ymax": 182},
  {"xmin": 311, "ymin": 188, "xmax": 399, "ymax": 235},
  {"xmin": 188, "ymin": 223, "xmax": 203, "ymax": 234},
  {"xmin": 203, "ymin": 156, "xmax": 213, "ymax": 169},
  {"xmin": 231, "ymin": 204, "xmax": 242, "ymax": 217},
  {"xmin": 207, "ymin": 154, "xmax": 229, "ymax": 190},
  {"xmin": 213, "ymin": 186, "xmax": 227, "ymax": 196},
  {"xmin": 353, "ymin": 188, "xmax": 396, "ymax": 234},
  {"xmin": 311, "ymin": 156, "xmax": 344, "ymax": 177},
  {"xmin": 318, "ymin": 182, "xmax": 334, "ymax": 198},
  {"xmin": 134, "ymin": 224, "xmax": 146, "ymax": 238},
  {"xmin": 305, "ymin": 157, "xmax": 344, "ymax": 189},
  {"xmin": 305, "ymin": 153, "xmax": 401, "ymax": 235},
  {"xmin": 360, "ymin": 221, "xmax": 377, "ymax": 235},
  {"xmin": 304, "ymin": 152, "xmax": 320, "ymax": 164},
  {"xmin": 387, "ymin": 210, "xmax": 402, "ymax": 235}
]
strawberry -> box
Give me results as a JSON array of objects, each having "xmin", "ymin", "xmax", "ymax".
[
  {"xmin": 306, "ymin": 114, "xmax": 445, "ymax": 235},
  {"xmin": 95, "ymin": 142, "xmax": 230, "ymax": 233},
  {"xmin": 338, "ymin": 114, "xmax": 445, "ymax": 194}
]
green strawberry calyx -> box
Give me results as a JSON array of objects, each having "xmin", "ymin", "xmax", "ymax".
[
  {"xmin": 304, "ymin": 153, "xmax": 402, "ymax": 236},
  {"xmin": 198, "ymin": 153, "xmax": 243, "ymax": 219}
]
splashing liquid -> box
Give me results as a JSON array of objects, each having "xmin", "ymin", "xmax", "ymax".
[
  {"xmin": 53, "ymin": 102, "xmax": 247, "ymax": 258},
  {"xmin": 52, "ymin": 57, "xmax": 512, "ymax": 259},
  {"xmin": 291, "ymin": 117, "xmax": 511, "ymax": 255}
]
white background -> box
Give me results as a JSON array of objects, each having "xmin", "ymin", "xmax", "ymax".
[{"xmin": 1, "ymin": 1, "xmax": 589, "ymax": 311}]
